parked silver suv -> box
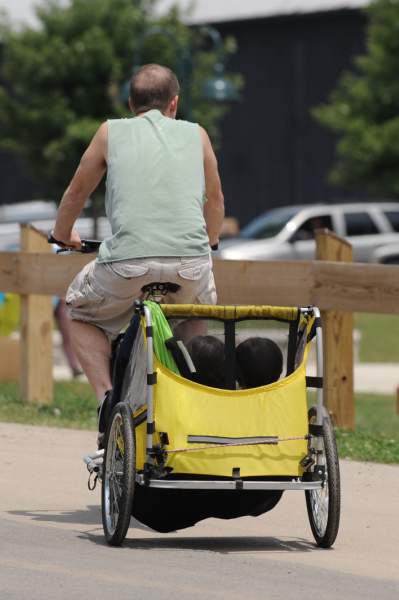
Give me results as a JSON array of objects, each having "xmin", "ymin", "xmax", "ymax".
[
  {"xmin": 0, "ymin": 201, "xmax": 111, "ymax": 251},
  {"xmin": 219, "ymin": 203, "xmax": 399, "ymax": 263}
]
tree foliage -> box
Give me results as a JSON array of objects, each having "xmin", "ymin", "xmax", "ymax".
[
  {"xmin": 0, "ymin": 0, "xmax": 241, "ymax": 197},
  {"xmin": 313, "ymin": 0, "xmax": 399, "ymax": 197}
]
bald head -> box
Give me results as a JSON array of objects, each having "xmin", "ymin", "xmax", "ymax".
[{"xmin": 129, "ymin": 64, "xmax": 180, "ymax": 115}]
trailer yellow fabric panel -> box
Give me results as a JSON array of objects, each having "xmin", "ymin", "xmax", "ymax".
[{"xmin": 135, "ymin": 360, "xmax": 309, "ymax": 478}]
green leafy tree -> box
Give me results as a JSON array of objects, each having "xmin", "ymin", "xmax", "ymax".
[
  {"xmin": 314, "ymin": 0, "xmax": 399, "ymax": 197},
  {"xmin": 0, "ymin": 0, "xmax": 241, "ymax": 199}
]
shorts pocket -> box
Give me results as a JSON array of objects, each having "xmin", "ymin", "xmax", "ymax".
[
  {"xmin": 104, "ymin": 262, "xmax": 150, "ymax": 280},
  {"xmin": 177, "ymin": 257, "xmax": 210, "ymax": 281},
  {"xmin": 66, "ymin": 281, "xmax": 103, "ymax": 312},
  {"xmin": 65, "ymin": 262, "xmax": 104, "ymax": 310}
]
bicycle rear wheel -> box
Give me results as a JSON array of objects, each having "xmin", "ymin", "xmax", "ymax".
[
  {"xmin": 102, "ymin": 402, "xmax": 135, "ymax": 546},
  {"xmin": 306, "ymin": 407, "xmax": 340, "ymax": 548}
]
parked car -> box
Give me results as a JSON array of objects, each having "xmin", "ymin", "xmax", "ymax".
[
  {"xmin": 218, "ymin": 202, "xmax": 399, "ymax": 263},
  {"xmin": 0, "ymin": 217, "xmax": 112, "ymax": 251},
  {"xmin": 0, "ymin": 200, "xmax": 57, "ymax": 223},
  {"xmin": 0, "ymin": 200, "xmax": 113, "ymax": 251},
  {"xmin": 371, "ymin": 242, "xmax": 399, "ymax": 264}
]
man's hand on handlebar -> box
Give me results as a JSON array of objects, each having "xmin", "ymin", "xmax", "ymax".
[
  {"xmin": 51, "ymin": 227, "xmax": 82, "ymax": 251},
  {"xmin": 49, "ymin": 231, "xmax": 102, "ymax": 253}
]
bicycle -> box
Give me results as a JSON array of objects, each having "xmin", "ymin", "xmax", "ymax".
[{"xmin": 50, "ymin": 233, "xmax": 340, "ymax": 549}]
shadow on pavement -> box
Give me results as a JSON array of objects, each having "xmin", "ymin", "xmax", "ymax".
[
  {"xmin": 9, "ymin": 506, "xmax": 101, "ymax": 526},
  {"xmin": 8, "ymin": 507, "xmax": 149, "ymax": 531},
  {"xmin": 80, "ymin": 530, "xmax": 317, "ymax": 553},
  {"xmin": 9, "ymin": 508, "xmax": 318, "ymax": 553}
]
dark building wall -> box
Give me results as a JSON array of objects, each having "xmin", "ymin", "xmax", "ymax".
[
  {"xmin": 216, "ymin": 9, "xmax": 368, "ymax": 226},
  {"xmin": 0, "ymin": 8, "xmax": 367, "ymax": 220},
  {"xmin": 0, "ymin": 45, "xmax": 45, "ymax": 205},
  {"xmin": 0, "ymin": 151, "xmax": 44, "ymax": 205}
]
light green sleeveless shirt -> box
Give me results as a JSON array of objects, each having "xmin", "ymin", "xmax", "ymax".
[{"xmin": 97, "ymin": 110, "xmax": 209, "ymax": 262}]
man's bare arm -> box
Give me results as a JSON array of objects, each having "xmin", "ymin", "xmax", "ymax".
[
  {"xmin": 200, "ymin": 127, "xmax": 225, "ymax": 247},
  {"xmin": 53, "ymin": 122, "xmax": 108, "ymax": 246}
]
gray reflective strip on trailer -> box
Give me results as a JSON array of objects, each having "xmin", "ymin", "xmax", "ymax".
[
  {"xmin": 187, "ymin": 435, "xmax": 278, "ymax": 445},
  {"xmin": 168, "ymin": 435, "xmax": 308, "ymax": 454}
]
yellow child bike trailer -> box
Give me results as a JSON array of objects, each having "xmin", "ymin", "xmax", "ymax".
[{"xmin": 100, "ymin": 302, "xmax": 340, "ymax": 549}]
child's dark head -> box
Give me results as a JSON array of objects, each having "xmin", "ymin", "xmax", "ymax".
[
  {"xmin": 236, "ymin": 337, "xmax": 283, "ymax": 388},
  {"xmin": 186, "ymin": 335, "xmax": 225, "ymax": 388}
]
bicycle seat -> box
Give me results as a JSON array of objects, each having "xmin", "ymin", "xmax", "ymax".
[{"xmin": 141, "ymin": 282, "xmax": 181, "ymax": 302}]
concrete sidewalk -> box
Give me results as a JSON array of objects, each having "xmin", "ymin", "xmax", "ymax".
[
  {"xmin": 305, "ymin": 360, "xmax": 398, "ymax": 395},
  {"xmin": 354, "ymin": 363, "xmax": 398, "ymax": 394}
]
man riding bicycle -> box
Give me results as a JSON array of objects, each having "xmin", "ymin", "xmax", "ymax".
[{"xmin": 52, "ymin": 63, "xmax": 224, "ymax": 437}]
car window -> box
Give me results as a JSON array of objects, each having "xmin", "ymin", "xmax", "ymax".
[
  {"xmin": 239, "ymin": 207, "xmax": 299, "ymax": 240},
  {"xmin": 384, "ymin": 211, "xmax": 399, "ymax": 232},
  {"xmin": 344, "ymin": 212, "xmax": 379, "ymax": 236},
  {"xmin": 290, "ymin": 215, "xmax": 333, "ymax": 242}
]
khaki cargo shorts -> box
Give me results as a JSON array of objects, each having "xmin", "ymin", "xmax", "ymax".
[{"xmin": 66, "ymin": 255, "xmax": 217, "ymax": 340}]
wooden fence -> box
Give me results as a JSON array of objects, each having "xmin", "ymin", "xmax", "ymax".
[{"xmin": 1, "ymin": 224, "xmax": 399, "ymax": 429}]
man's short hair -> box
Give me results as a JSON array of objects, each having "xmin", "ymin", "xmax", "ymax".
[{"xmin": 129, "ymin": 64, "xmax": 180, "ymax": 114}]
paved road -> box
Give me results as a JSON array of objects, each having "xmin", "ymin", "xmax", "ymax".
[{"xmin": 0, "ymin": 422, "xmax": 398, "ymax": 600}]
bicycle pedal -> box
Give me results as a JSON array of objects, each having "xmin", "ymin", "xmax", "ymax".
[{"xmin": 83, "ymin": 449, "xmax": 104, "ymax": 474}]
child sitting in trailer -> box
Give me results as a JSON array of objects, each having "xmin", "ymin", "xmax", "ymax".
[
  {"xmin": 236, "ymin": 337, "xmax": 283, "ymax": 388},
  {"xmin": 186, "ymin": 334, "xmax": 283, "ymax": 390},
  {"xmin": 186, "ymin": 335, "xmax": 226, "ymax": 388}
]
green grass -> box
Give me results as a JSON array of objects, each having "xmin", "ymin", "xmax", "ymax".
[
  {"xmin": 335, "ymin": 429, "xmax": 398, "ymax": 464},
  {"xmin": 0, "ymin": 381, "xmax": 97, "ymax": 430},
  {"xmin": 307, "ymin": 392, "xmax": 399, "ymax": 464},
  {"xmin": 355, "ymin": 313, "xmax": 399, "ymax": 363},
  {"xmin": 335, "ymin": 393, "xmax": 399, "ymax": 464},
  {"xmin": 1, "ymin": 383, "xmax": 398, "ymax": 463}
]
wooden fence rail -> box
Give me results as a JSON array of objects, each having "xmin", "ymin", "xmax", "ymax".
[
  {"xmin": 1, "ymin": 226, "xmax": 399, "ymax": 428},
  {"xmin": 1, "ymin": 252, "xmax": 398, "ymax": 313}
]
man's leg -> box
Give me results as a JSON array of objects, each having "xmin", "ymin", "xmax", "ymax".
[
  {"xmin": 70, "ymin": 319, "xmax": 112, "ymax": 402},
  {"xmin": 54, "ymin": 299, "xmax": 82, "ymax": 377}
]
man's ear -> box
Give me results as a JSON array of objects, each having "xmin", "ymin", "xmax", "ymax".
[
  {"xmin": 128, "ymin": 97, "xmax": 135, "ymax": 113},
  {"xmin": 169, "ymin": 95, "xmax": 179, "ymax": 116}
]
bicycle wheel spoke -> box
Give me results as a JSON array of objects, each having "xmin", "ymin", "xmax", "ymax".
[
  {"xmin": 112, "ymin": 472, "xmax": 123, "ymax": 497},
  {"xmin": 111, "ymin": 480, "xmax": 120, "ymax": 512},
  {"xmin": 311, "ymin": 484, "xmax": 329, "ymax": 535}
]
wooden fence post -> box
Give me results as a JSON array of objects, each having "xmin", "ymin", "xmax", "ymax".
[
  {"xmin": 20, "ymin": 225, "xmax": 53, "ymax": 404},
  {"xmin": 315, "ymin": 229, "xmax": 354, "ymax": 429}
]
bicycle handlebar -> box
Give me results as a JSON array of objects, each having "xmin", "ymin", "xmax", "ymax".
[{"xmin": 48, "ymin": 233, "xmax": 101, "ymax": 254}]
